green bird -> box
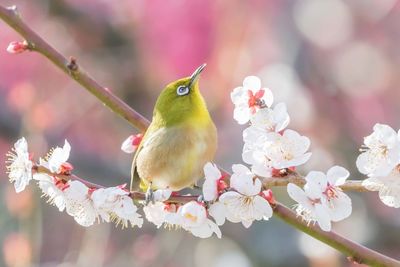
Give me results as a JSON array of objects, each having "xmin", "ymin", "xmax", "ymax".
[{"xmin": 130, "ymin": 64, "xmax": 217, "ymax": 197}]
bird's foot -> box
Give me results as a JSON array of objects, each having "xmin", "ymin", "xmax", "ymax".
[{"xmin": 145, "ymin": 186, "xmax": 155, "ymax": 205}]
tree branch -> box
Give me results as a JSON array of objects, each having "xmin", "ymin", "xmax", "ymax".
[{"xmin": 1, "ymin": 5, "xmax": 398, "ymax": 266}]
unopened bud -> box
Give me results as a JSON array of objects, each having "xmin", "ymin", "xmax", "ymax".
[{"xmin": 7, "ymin": 41, "xmax": 28, "ymax": 54}]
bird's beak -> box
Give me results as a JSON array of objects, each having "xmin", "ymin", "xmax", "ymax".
[{"xmin": 188, "ymin": 63, "xmax": 206, "ymax": 88}]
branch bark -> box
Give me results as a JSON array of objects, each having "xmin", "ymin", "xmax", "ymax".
[{"xmin": 1, "ymin": 5, "xmax": 399, "ymax": 267}]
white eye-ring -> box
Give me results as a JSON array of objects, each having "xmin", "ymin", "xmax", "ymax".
[{"xmin": 176, "ymin": 85, "xmax": 190, "ymax": 96}]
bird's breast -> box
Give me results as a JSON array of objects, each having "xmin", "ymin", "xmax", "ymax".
[{"xmin": 136, "ymin": 123, "xmax": 217, "ymax": 190}]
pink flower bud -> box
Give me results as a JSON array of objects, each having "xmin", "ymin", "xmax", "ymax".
[
  {"xmin": 7, "ymin": 41, "xmax": 28, "ymax": 54},
  {"xmin": 261, "ymin": 189, "xmax": 276, "ymax": 205}
]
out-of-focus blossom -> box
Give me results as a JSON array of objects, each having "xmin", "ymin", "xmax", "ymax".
[
  {"xmin": 92, "ymin": 185, "xmax": 143, "ymax": 228},
  {"xmin": 6, "ymin": 41, "xmax": 28, "ymax": 54},
  {"xmin": 214, "ymin": 164, "xmax": 273, "ymax": 228},
  {"xmin": 293, "ymin": 0, "xmax": 353, "ymax": 49},
  {"xmin": 231, "ymin": 76, "xmax": 273, "ymax": 124},
  {"xmin": 40, "ymin": 140, "xmax": 73, "ymax": 174},
  {"xmin": 305, "ymin": 166, "xmax": 352, "ymax": 222},
  {"xmin": 177, "ymin": 201, "xmax": 221, "ymax": 238},
  {"xmin": 34, "ymin": 173, "xmax": 69, "ymax": 212},
  {"xmin": 3, "ymin": 233, "xmax": 32, "ymax": 267},
  {"xmin": 362, "ymin": 167, "xmax": 400, "ymax": 208},
  {"xmin": 6, "ymin": 137, "xmax": 33, "ymax": 193},
  {"xmin": 356, "ymin": 124, "xmax": 400, "ymax": 177},
  {"xmin": 202, "ymin": 162, "xmax": 225, "ymax": 201},
  {"xmin": 287, "ymin": 183, "xmax": 331, "ymax": 231},
  {"xmin": 248, "ymin": 102, "xmax": 290, "ymax": 133},
  {"xmin": 121, "ymin": 133, "xmax": 143, "ymax": 154}
]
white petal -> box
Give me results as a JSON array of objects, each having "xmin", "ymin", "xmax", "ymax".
[
  {"xmin": 121, "ymin": 135, "xmax": 136, "ymax": 154},
  {"xmin": 315, "ymin": 204, "xmax": 331, "ymax": 231},
  {"xmin": 326, "ymin": 192, "xmax": 352, "ymax": 222},
  {"xmin": 327, "ymin": 166, "xmax": 349, "ymax": 186},
  {"xmin": 203, "ymin": 162, "xmax": 221, "ymax": 181},
  {"xmin": 253, "ymin": 195, "xmax": 273, "ymax": 220},
  {"xmin": 261, "ymin": 88, "xmax": 274, "ymax": 108},
  {"xmin": 208, "ymin": 202, "xmax": 226, "ymax": 226},
  {"xmin": 233, "ymin": 106, "xmax": 251, "ymax": 125}
]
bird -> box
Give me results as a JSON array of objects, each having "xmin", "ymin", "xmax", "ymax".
[{"xmin": 130, "ymin": 64, "xmax": 217, "ymax": 200}]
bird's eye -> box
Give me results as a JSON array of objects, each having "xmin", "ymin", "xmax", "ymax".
[{"xmin": 176, "ymin": 85, "xmax": 190, "ymax": 96}]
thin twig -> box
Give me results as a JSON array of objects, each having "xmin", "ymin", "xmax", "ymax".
[{"xmin": 1, "ymin": 5, "xmax": 398, "ymax": 266}]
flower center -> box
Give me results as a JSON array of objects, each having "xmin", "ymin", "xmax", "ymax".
[
  {"xmin": 247, "ymin": 89, "xmax": 266, "ymax": 113},
  {"xmin": 323, "ymin": 184, "xmax": 338, "ymax": 200},
  {"xmin": 184, "ymin": 213, "xmax": 198, "ymax": 223}
]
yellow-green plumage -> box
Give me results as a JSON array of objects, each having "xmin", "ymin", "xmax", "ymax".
[{"xmin": 130, "ymin": 65, "xmax": 217, "ymax": 191}]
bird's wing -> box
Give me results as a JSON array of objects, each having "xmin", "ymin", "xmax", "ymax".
[{"xmin": 130, "ymin": 124, "xmax": 163, "ymax": 191}]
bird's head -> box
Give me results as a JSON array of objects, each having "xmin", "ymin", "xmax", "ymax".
[{"xmin": 153, "ymin": 64, "xmax": 210, "ymax": 126}]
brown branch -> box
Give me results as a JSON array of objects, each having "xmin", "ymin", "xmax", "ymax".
[
  {"xmin": 1, "ymin": 5, "xmax": 398, "ymax": 266},
  {"xmin": 0, "ymin": 5, "xmax": 149, "ymax": 132},
  {"xmin": 262, "ymin": 171, "xmax": 368, "ymax": 192}
]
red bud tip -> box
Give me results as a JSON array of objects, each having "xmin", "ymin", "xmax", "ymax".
[
  {"xmin": 7, "ymin": 41, "xmax": 28, "ymax": 54},
  {"xmin": 132, "ymin": 133, "xmax": 143, "ymax": 146},
  {"xmin": 60, "ymin": 162, "xmax": 74, "ymax": 175},
  {"xmin": 261, "ymin": 189, "xmax": 276, "ymax": 205}
]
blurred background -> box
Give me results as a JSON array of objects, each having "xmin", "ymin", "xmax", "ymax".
[{"xmin": 1, "ymin": 0, "xmax": 400, "ymax": 266}]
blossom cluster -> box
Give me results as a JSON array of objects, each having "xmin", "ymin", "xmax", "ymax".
[
  {"xmin": 10, "ymin": 75, "xmax": 400, "ymax": 238},
  {"xmin": 357, "ymin": 123, "xmax": 400, "ymax": 208},
  {"xmin": 230, "ymin": 76, "xmax": 352, "ymax": 231},
  {"xmin": 6, "ymin": 138, "xmax": 143, "ymax": 228}
]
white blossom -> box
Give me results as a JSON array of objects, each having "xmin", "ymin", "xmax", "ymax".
[
  {"xmin": 202, "ymin": 162, "xmax": 223, "ymax": 201},
  {"xmin": 231, "ymin": 76, "xmax": 274, "ymax": 124},
  {"xmin": 362, "ymin": 167, "xmax": 400, "ymax": 208},
  {"xmin": 248, "ymin": 102, "xmax": 290, "ymax": 133},
  {"xmin": 91, "ymin": 186, "xmax": 143, "ymax": 228},
  {"xmin": 216, "ymin": 164, "xmax": 273, "ymax": 228},
  {"xmin": 177, "ymin": 201, "xmax": 221, "ymax": 238},
  {"xmin": 34, "ymin": 173, "xmax": 68, "ymax": 211},
  {"xmin": 356, "ymin": 123, "xmax": 400, "ymax": 177},
  {"xmin": 153, "ymin": 188, "xmax": 172, "ymax": 202},
  {"xmin": 263, "ymin": 130, "xmax": 311, "ymax": 169},
  {"xmin": 143, "ymin": 202, "xmax": 173, "ymax": 228},
  {"xmin": 40, "ymin": 140, "xmax": 72, "ymax": 174},
  {"xmin": 287, "ymin": 183, "xmax": 331, "ymax": 231},
  {"xmin": 6, "ymin": 137, "xmax": 33, "ymax": 193},
  {"xmin": 305, "ymin": 166, "xmax": 352, "ymax": 222},
  {"xmin": 63, "ymin": 181, "xmax": 98, "ymax": 227}
]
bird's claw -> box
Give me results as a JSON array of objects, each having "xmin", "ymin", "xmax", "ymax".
[{"xmin": 145, "ymin": 187, "xmax": 155, "ymax": 205}]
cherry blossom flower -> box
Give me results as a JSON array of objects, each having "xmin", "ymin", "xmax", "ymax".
[
  {"xmin": 6, "ymin": 41, "xmax": 28, "ymax": 54},
  {"xmin": 362, "ymin": 167, "xmax": 400, "ymax": 208},
  {"xmin": 287, "ymin": 183, "xmax": 331, "ymax": 231},
  {"xmin": 263, "ymin": 129, "xmax": 311, "ymax": 169},
  {"xmin": 63, "ymin": 181, "xmax": 98, "ymax": 227},
  {"xmin": 91, "ymin": 186, "xmax": 143, "ymax": 228},
  {"xmin": 214, "ymin": 164, "xmax": 273, "ymax": 228},
  {"xmin": 6, "ymin": 137, "xmax": 33, "ymax": 193},
  {"xmin": 243, "ymin": 129, "xmax": 311, "ymax": 174},
  {"xmin": 143, "ymin": 202, "xmax": 173, "ymax": 228},
  {"xmin": 356, "ymin": 123, "xmax": 400, "ymax": 177},
  {"xmin": 248, "ymin": 102, "xmax": 290, "ymax": 133},
  {"xmin": 121, "ymin": 134, "xmax": 143, "ymax": 154},
  {"xmin": 202, "ymin": 162, "xmax": 226, "ymax": 201},
  {"xmin": 305, "ymin": 166, "xmax": 352, "ymax": 222},
  {"xmin": 40, "ymin": 140, "xmax": 73, "ymax": 174},
  {"xmin": 177, "ymin": 201, "xmax": 221, "ymax": 238},
  {"xmin": 34, "ymin": 173, "xmax": 69, "ymax": 211},
  {"xmin": 231, "ymin": 76, "xmax": 273, "ymax": 124}
]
